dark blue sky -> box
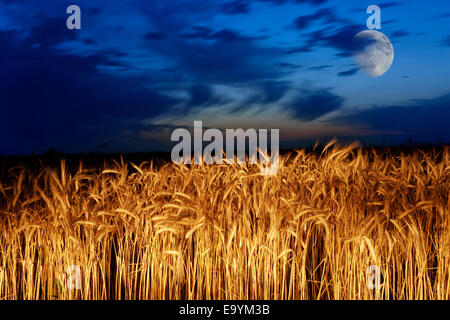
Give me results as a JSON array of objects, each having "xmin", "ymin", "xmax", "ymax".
[{"xmin": 1, "ymin": 0, "xmax": 449, "ymax": 154}]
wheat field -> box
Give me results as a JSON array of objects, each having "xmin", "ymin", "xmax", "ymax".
[{"xmin": 0, "ymin": 141, "xmax": 448, "ymax": 300}]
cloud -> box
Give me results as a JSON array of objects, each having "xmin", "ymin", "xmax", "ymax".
[
  {"xmin": 288, "ymin": 23, "xmax": 378, "ymax": 57},
  {"xmin": 145, "ymin": 24, "xmax": 284, "ymax": 84},
  {"xmin": 308, "ymin": 65, "xmax": 332, "ymax": 70},
  {"xmin": 0, "ymin": 0, "xmax": 299, "ymax": 154},
  {"xmin": 136, "ymin": 2, "xmax": 283, "ymax": 85},
  {"xmin": 209, "ymin": 29, "xmax": 264, "ymax": 41},
  {"xmin": 441, "ymin": 35, "xmax": 450, "ymax": 47},
  {"xmin": 436, "ymin": 12, "xmax": 450, "ymax": 19},
  {"xmin": 293, "ymin": 8, "xmax": 341, "ymax": 29},
  {"xmin": 193, "ymin": 0, "xmax": 328, "ymax": 17},
  {"xmin": 287, "ymin": 88, "xmax": 344, "ymax": 121},
  {"xmin": 350, "ymin": 2, "xmax": 403, "ymax": 12},
  {"xmin": 338, "ymin": 68, "xmax": 358, "ymax": 76},
  {"xmin": 180, "ymin": 26, "xmax": 265, "ymax": 42},
  {"xmin": 180, "ymin": 26, "xmax": 214, "ymax": 39},
  {"xmin": 324, "ymin": 25, "xmax": 372, "ymax": 56},
  {"xmin": 390, "ymin": 30, "xmax": 410, "ymax": 38},
  {"xmin": 144, "ymin": 31, "xmax": 165, "ymax": 40},
  {"xmin": 248, "ymin": 80, "xmax": 291, "ymax": 104},
  {"xmin": 278, "ymin": 62, "xmax": 304, "ymax": 69},
  {"xmin": 28, "ymin": 17, "xmax": 77, "ymax": 47},
  {"xmin": 383, "ymin": 19, "xmax": 397, "ymax": 25},
  {"xmin": 186, "ymin": 84, "xmax": 228, "ymax": 109},
  {"xmin": 297, "ymin": 0, "xmax": 328, "ymax": 4},
  {"xmin": 0, "ymin": 28, "xmax": 180, "ymax": 154},
  {"xmin": 379, "ymin": 2, "xmax": 404, "ymax": 9},
  {"xmin": 220, "ymin": 1, "xmax": 250, "ymax": 15},
  {"xmin": 256, "ymin": 0, "xmax": 327, "ymax": 5},
  {"xmin": 304, "ymin": 24, "xmax": 373, "ymax": 57},
  {"xmin": 285, "ymin": 45, "xmax": 314, "ymax": 54},
  {"xmin": 334, "ymin": 93, "xmax": 450, "ymax": 143}
]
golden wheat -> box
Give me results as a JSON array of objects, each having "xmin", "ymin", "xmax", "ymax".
[{"xmin": 0, "ymin": 141, "xmax": 448, "ymax": 299}]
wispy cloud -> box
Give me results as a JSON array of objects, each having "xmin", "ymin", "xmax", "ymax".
[{"xmin": 338, "ymin": 68, "xmax": 358, "ymax": 76}]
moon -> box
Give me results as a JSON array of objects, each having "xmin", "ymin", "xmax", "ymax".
[{"xmin": 352, "ymin": 30, "xmax": 394, "ymax": 77}]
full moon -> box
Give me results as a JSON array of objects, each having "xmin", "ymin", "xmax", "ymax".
[{"xmin": 352, "ymin": 30, "xmax": 394, "ymax": 77}]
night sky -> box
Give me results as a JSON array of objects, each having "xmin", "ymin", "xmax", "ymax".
[{"xmin": 1, "ymin": 0, "xmax": 449, "ymax": 155}]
